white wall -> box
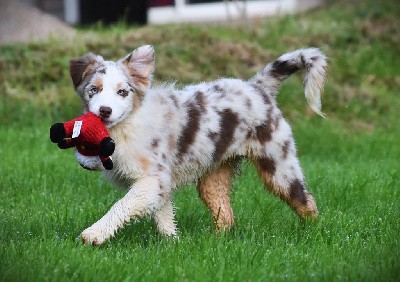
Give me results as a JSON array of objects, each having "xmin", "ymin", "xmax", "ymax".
[{"xmin": 148, "ymin": 0, "xmax": 323, "ymax": 24}]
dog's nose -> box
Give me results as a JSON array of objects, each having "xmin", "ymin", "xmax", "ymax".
[{"xmin": 99, "ymin": 106, "xmax": 112, "ymax": 119}]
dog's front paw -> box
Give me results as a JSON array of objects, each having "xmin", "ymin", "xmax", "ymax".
[{"xmin": 81, "ymin": 227, "xmax": 110, "ymax": 246}]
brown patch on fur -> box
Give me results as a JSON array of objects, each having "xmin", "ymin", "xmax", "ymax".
[
  {"xmin": 208, "ymin": 131, "xmax": 218, "ymax": 142},
  {"xmin": 170, "ymin": 95, "xmax": 179, "ymax": 108},
  {"xmin": 118, "ymin": 89, "xmax": 129, "ymax": 98},
  {"xmin": 300, "ymin": 54, "xmax": 306, "ymax": 66},
  {"xmin": 93, "ymin": 77, "xmax": 103, "ymax": 92},
  {"xmin": 289, "ymin": 179, "xmax": 307, "ymax": 205},
  {"xmin": 139, "ymin": 156, "xmax": 150, "ymax": 172},
  {"xmin": 245, "ymin": 98, "xmax": 252, "ymax": 109},
  {"xmin": 272, "ymin": 114, "xmax": 281, "ymax": 132},
  {"xmin": 282, "ymin": 140, "xmax": 291, "ymax": 159},
  {"xmin": 288, "ymin": 183, "xmax": 319, "ymax": 219},
  {"xmin": 270, "ymin": 60, "xmax": 300, "ymax": 80},
  {"xmin": 121, "ymin": 48, "xmax": 154, "ymax": 92},
  {"xmin": 197, "ymin": 163, "xmax": 235, "ymax": 231},
  {"xmin": 253, "ymin": 158, "xmax": 318, "ymax": 219},
  {"xmin": 301, "ymin": 54, "xmax": 313, "ymax": 71},
  {"xmin": 157, "ymin": 163, "xmax": 164, "ymax": 171},
  {"xmin": 253, "ymin": 158, "xmax": 311, "ymax": 223},
  {"xmin": 213, "ymin": 109, "xmax": 239, "ymax": 162},
  {"xmin": 97, "ymin": 68, "xmax": 106, "ymax": 74},
  {"xmin": 213, "ymin": 85, "xmax": 224, "ymax": 92},
  {"xmin": 246, "ymin": 130, "xmax": 253, "ymax": 140},
  {"xmin": 135, "ymin": 75, "xmax": 150, "ymax": 91},
  {"xmin": 255, "ymin": 124, "xmax": 271, "ymax": 144},
  {"xmin": 133, "ymin": 95, "xmax": 141, "ymax": 110},
  {"xmin": 252, "ymin": 156, "xmax": 289, "ymax": 201},
  {"xmin": 256, "ymin": 157, "xmax": 276, "ymax": 176},
  {"xmin": 255, "ymin": 108, "xmax": 274, "ymax": 143},
  {"xmin": 151, "ymin": 138, "xmax": 160, "ymax": 148},
  {"xmin": 177, "ymin": 103, "xmax": 201, "ymax": 159},
  {"xmin": 69, "ymin": 53, "xmax": 100, "ymax": 88},
  {"xmin": 252, "ymin": 83, "xmax": 272, "ymax": 104},
  {"xmin": 195, "ymin": 91, "xmax": 207, "ymax": 112}
]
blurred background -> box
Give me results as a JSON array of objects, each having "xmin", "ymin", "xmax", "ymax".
[
  {"xmin": 0, "ymin": 0, "xmax": 327, "ymax": 43},
  {"xmin": 0, "ymin": 0, "xmax": 398, "ymax": 128}
]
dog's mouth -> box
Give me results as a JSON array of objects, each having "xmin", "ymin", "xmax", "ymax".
[
  {"xmin": 100, "ymin": 118, "xmax": 115, "ymax": 128},
  {"xmin": 101, "ymin": 113, "xmax": 125, "ymax": 128},
  {"xmin": 101, "ymin": 119, "xmax": 113, "ymax": 126}
]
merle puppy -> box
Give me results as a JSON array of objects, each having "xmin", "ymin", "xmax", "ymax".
[{"xmin": 68, "ymin": 45, "xmax": 327, "ymax": 245}]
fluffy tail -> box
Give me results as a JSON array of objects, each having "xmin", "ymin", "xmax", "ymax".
[{"xmin": 253, "ymin": 48, "xmax": 327, "ymax": 117}]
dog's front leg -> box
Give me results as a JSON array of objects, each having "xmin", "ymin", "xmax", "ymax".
[
  {"xmin": 152, "ymin": 199, "xmax": 177, "ymax": 237},
  {"xmin": 81, "ymin": 177, "xmax": 168, "ymax": 245}
]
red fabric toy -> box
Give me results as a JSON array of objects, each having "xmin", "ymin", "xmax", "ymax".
[{"xmin": 50, "ymin": 112, "xmax": 115, "ymax": 170}]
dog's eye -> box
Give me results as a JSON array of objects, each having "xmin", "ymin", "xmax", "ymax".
[
  {"xmin": 117, "ymin": 89, "xmax": 128, "ymax": 97},
  {"xmin": 89, "ymin": 86, "xmax": 98, "ymax": 98},
  {"xmin": 90, "ymin": 87, "xmax": 98, "ymax": 94}
]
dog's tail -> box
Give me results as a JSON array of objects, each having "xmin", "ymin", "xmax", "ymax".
[{"xmin": 252, "ymin": 48, "xmax": 327, "ymax": 117}]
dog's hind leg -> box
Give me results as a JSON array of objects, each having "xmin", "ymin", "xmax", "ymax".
[
  {"xmin": 152, "ymin": 199, "xmax": 177, "ymax": 237},
  {"xmin": 251, "ymin": 123, "xmax": 318, "ymax": 218},
  {"xmin": 253, "ymin": 154, "xmax": 318, "ymax": 218},
  {"xmin": 197, "ymin": 162, "xmax": 236, "ymax": 231}
]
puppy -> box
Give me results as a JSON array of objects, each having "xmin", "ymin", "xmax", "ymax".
[{"xmin": 69, "ymin": 45, "xmax": 327, "ymax": 245}]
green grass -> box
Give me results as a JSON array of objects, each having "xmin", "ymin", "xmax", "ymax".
[
  {"xmin": 0, "ymin": 121, "xmax": 398, "ymax": 281},
  {"xmin": 0, "ymin": 0, "xmax": 399, "ymax": 280}
]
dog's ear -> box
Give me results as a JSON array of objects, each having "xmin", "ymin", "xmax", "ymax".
[
  {"xmin": 120, "ymin": 45, "xmax": 155, "ymax": 92},
  {"xmin": 70, "ymin": 53, "xmax": 102, "ymax": 89}
]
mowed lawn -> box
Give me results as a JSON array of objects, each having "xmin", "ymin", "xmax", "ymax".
[
  {"xmin": 0, "ymin": 120, "xmax": 398, "ymax": 281},
  {"xmin": 0, "ymin": 0, "xmax": 399, "ymax": 281}
]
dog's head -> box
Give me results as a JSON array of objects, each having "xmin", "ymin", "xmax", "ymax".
[{"xmin": 69, "ymin": 45, "xmax": 155, "ymax": 128}]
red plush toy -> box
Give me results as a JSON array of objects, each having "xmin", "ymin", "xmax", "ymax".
[{"xmin": 50, "ymin": 112, "xmax": 115, "ymax": 170}]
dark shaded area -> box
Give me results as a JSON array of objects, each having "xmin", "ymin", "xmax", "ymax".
[
  {"xmin": 80, "ymin": 0, "xmax": 148, "ymax": 25},
  {"xmin": 148, "ymin": 0, "xmax": 174, "ymax": 7}
]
